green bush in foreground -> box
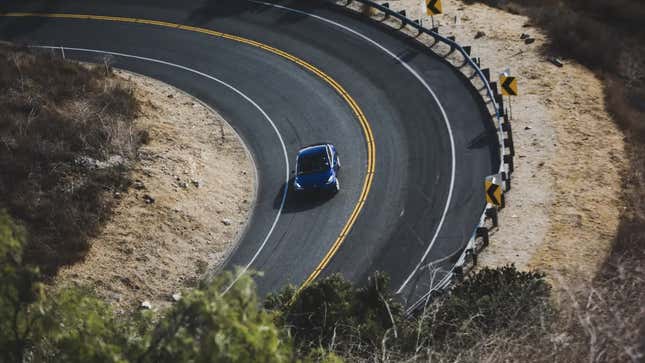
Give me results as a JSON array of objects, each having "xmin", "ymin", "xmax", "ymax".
[
  {"xmin": 265, "ymin": 272, "xmax": 403, "ymax": 356},
  {"xmin": 1, "ymin": 210, "xmax": 553, "ymax": 362},
  {"xmin": 268, "ymin": 266, "xmax": 553, "ymax": 360},
  {"xmin": 0, "ymin": 211, "xmax": 292, "ymax": 363},
  {"xmin": 425, "ymin": 266, "xmax": 553, "ymax": 349}
]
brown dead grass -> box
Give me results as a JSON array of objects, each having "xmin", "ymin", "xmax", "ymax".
[
  {"xmin": 0, "ymin": 44, "xmax": 143, "ymax": 275},
  {"xmin": 337, "ymin": 0, "xmax": 644, "ymax": 360}
]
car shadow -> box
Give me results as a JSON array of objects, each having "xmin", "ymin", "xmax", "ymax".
[{"xmin": 272, "ymin": 177, "xmax": 336, "ymax": 213}]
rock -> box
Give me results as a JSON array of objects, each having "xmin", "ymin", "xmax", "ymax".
[
  {"xmin": 114, "ymin": 191, "xmax": 121, "ymax": 199},
  {"xmin": 172, "ymin": 293, "xmax": 182, "ymax": 302},
  {"xmin": 548, "ymin": 57, "xmax": 564, "ymax": 67},
  {"xmin": 143, "ymin": 194, "xmax": 155, "ymax": 204},
  {"xmin": 140, "ymin": 300, "xmax": 152, "ymax": 309},
  {"xmin": 520, "ymin": 33, "xmax": 530, "ymax": 40},
  {"xmin": 133, "ymin": 180, "xmax": 145, "ymax": 190},
  {"xmin": 474, "ymin": 31, "xmax": 486, "ymax": 39},
  {"xmin": 525, "ymin": 126, "xmax": 532, "ymax": 130},
  {"xmin": 524, "ymin": 38, "xmax": 536, "ymax": 45},
  {"xmin": 178, "ymin": 181, "xmax": 188, "ymax": 189},
  {"xmin": 167, "ymin": 94, "xmax": 174, "ymax": 98},
  {"xmin": 221, "ymin": 218, "xmax": 232, "ymax": 226},
  {"xmin": 191, "ymin": 179, "xmax": 200, "ymax": 188}
]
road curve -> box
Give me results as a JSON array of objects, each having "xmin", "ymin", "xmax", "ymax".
[{"xmin": 0, "ymin": 0, "xmax": 499, "ymax": 306}]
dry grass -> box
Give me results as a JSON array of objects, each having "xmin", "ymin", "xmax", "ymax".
[
  {"xmin": 334, "ymin": 1, "xmax": 644, "ymax": 361},
  {"xmin": 0, "ymin": 44, "xmax": 143, "ymax": 275},
  {"xmin": 456, "ymin": 0, "xmax": 645, "ymax": 360}
]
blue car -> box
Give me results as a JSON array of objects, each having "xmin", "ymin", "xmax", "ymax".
[{"xmin": 293, "ymin": 143, "xmax": 340, "ymax": 193}]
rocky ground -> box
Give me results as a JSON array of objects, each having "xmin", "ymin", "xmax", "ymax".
[
  {"xmin": 349, "ymin": 0, "xmax": 627, "ymax": 286},
  {"xmin": 55, "ymin": 71, "xmax": 255, "ymax": 312}
]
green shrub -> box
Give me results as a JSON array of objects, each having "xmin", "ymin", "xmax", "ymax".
[
  {"xmin": 267, "ymin": 272, "xmax": 401, "ymax": 357},
  {"xmin": 0, "ymin": 216, "xmax": 293, "ymax": 362},
  {"xmin": 426, "ymin": 265, "xmax": 552, "ymax": 347}
]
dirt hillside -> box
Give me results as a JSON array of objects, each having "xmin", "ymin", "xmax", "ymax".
[
  {"xmin": 56, "ymin": 70, "xmax": 255, "ymax": 312},
  {"xmin": 353, "ymin": 0, "xmax": 627, "ymax": 286}
]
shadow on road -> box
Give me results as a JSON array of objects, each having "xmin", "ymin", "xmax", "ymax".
[
  {"xmin": 185, "ymin": 0, "xmax": 268, "ymax": 25},
  {"xmin": 0, "ymin": 0, "xmax": 64, "ymax": 42},
  {"xmin": 273, "ymin": 177, "xmax": 336, "ymax": 213}
]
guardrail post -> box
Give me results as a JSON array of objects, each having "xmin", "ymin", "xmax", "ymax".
[
  {"xmin": 468, "ymin": 249, "xmax": 478, "ymax": 266},
  {"xmin": 490, "ymin": 81, "xmax": 498, "ymax": 96},
  {"xmin": 502, "ymin": 171, "xmax": 511, "ymax": 192},
  {"xmin": 501, "ymin": 115, "xmax": 511, "ymax": 132},
  {"xmin": 504, "ymin": 133, "xmax": 515, "ymax": 156},
  {"xmin": 476, "ymin": 226, "xmax": 490, "ymax": 247},
  {"xmin": 454, "ymin": 266, "xmax": 464, "ymax": 282},
  {"xmin": 413, "ymin": 19, "xmax": 424, "ymax": 36},
  {"xmin": 495, "ymin": 94, "xmax": 505, "ymax": 117},
  {"xmin": 504, "ymin": 154, "xmax": 514, "ymax": 174},
  {"xmin": 482, "ymin": 68, "xmax": 490, "ymax": 83},
  {"xmin": 484, "ymin": 207, "xmax": 498, "ymax": 228}
]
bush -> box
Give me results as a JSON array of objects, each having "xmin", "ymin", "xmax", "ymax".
[
  {"xmin": 268, "ymin": 267, "xmax": 552, "ymax": 360},
  {"xmin": 424, "ymin": 265, "xmax": 552, "ymax": 347},
  {"xmin": 266, "ymin": 272, "xmax": 402, "ymax": 358},
  {"xmin": 142, "ymin": 271, "xmax": 292, "ymax": 363},
  {"xmin": 0, "ymin": 215, "xmax": 293, "ymax": 362}
]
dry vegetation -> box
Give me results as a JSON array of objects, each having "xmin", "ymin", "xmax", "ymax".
[
  {"xmin": 56, "ymin": 71, "xmax": 254, "ymax": 311},
  {"xmin": 460, "ymin": 0, "xmax": 645, "ymax": 360},
  {"xmin": 0, "ymin": 44, "xmax": 145, "ymax": 275},
  {"xmin": 354, "ymin": 0, "xmax": 644, "ymax": 361}
]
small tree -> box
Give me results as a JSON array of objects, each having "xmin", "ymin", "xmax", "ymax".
[{"xmin": 139, "ymin": 271, "xmax": 292, "ymax": 363}]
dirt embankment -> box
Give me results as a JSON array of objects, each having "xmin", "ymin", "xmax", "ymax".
[
  {"xmin": 56, "ymin": 71, "xmax": 255, "ymax": 312},
  {"xmin": 367, "ymin": 0, "xmax": 628, "ymax": 286}
]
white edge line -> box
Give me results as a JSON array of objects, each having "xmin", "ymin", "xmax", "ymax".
[
  {"xmin": 249, "ymin": 1, "xmax": 457, "ymax": 294},
  {"xmin": 34, "ymin": 45, "xmax": 290, "ymax": 294}
]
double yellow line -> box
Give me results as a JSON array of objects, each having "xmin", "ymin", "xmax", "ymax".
[{"xmin": 0, "ymin": 12, "xmax": 376, "ymax": 289}]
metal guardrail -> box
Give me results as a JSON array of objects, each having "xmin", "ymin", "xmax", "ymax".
[{"xmin": 332, "ymin": 0, "xmax": 515, "ymax": 314}]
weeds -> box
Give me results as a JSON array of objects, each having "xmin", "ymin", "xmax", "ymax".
[
  {"xmin": 0, "ymin": 44, "xmax": 142, "ymax": 275},
  {"xmin": 462, "ymin": 0, "xmax": 645, "ymax": 360}
]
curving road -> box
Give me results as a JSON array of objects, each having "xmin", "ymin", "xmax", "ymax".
[{"xmin": 0, "ymin": 0, "xmax": 499, "ymax": 306}]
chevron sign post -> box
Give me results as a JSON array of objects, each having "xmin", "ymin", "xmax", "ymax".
[
  {"xmin": 500, "ymin": 75, "xmax": 518, "ymax": 96},
  {"xmin": 425, "ymin": 0, "xmax": 442, "ymax": 16},
  {"xmin": 499, "ymin": 73, "xmax": 518, "ymax": 119},
  {"xmin": 485, "ymin": 174, "xmax": 502, "ymax": 207}
]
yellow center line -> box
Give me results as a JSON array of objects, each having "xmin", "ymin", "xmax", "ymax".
[{"xmin": 0, "ymin": 11, "xmax": 375, "ymax": 290}]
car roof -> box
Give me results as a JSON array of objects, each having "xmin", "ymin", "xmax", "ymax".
[{"xmin": 297, "ymin": 144, "xmax": 328, "ymax": 157}]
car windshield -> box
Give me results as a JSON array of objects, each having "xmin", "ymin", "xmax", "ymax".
[{"xmin": 297, "ymin": 150, "xmax": 329, "ymax": 175}]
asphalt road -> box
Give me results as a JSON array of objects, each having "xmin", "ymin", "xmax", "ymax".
[{"xmin": 0, "ymin": 0, "xmax": 499, "ymax": 306}]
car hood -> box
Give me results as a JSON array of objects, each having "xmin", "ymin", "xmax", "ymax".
[{"xmin": 295, "ymin": 169, "xmax": 333, "ymax": 186}]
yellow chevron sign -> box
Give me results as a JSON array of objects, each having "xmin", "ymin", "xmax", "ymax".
[
  {"xmin": 485, "ymin": 176, "xmax": 502, "ymax": 206},
  {"xmin": 500, "ymin": 75, "xmax": 518, "ymax": 96},
  {"xmin": 426, "ymin": 0, "xmax": 443, "ymax": 15}
]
